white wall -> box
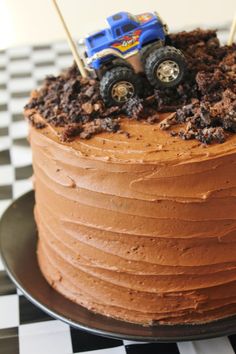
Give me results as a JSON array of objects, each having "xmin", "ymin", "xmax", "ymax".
[{"xmin": 0, "ymin": 0, "xmax": 235, "ymax": 49}]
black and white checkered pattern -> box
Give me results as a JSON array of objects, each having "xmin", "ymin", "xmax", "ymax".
[{"xmin": 1, "ymin": 30, "xmax": 236, "ymax": 353}]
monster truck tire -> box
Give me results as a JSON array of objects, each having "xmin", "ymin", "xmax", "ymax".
[
  {"xmin": 100, "ymin": 66, "xmax": 140, "ymax": 106},
  {"xmin": 145, "ymin": 46, "xmax": 186, "ymax": 88},
  {"xmin": 140, "ymin": 40, "xmax": 163, "ymax": 65}
]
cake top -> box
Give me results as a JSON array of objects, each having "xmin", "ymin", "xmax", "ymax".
[{"xmin": 25, "ymin": 29, "xmax": 236, "ymax": 155}]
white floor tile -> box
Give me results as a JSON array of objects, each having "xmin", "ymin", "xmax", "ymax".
[
  {"xmin": 123, "ymin": 340, "xmax": 147, "ymax": 345},
  {"xmin": 0, "ymin": 165, "xmax": 14, "ymax": 185},
  {"xmin": 7, "ymin": 46, "xmax": 32, "ymax": 58},
  {"xmin": 8, "ymin": 60, "xmax": 33, "ymax": 74},
  {"xmin": 0, "ymin": 256, "xmax": 4, "ymax": 271},
  {"xmin": 0, "ymin": 136, "xmax": 11, "ymax": 151},
  {"xmin": 53, "ymin": 42, "xmax": 70, "ymax": 52},
  {"xmin": 0, "ymin": 199, "xmax": 11, "ymax": 218},
  {"xmin": 0, "ymin": 91, "xmax": 8, "ymax": 104},
  {"xmin": 8, "ymin": 96, "xmax": 29, "ymax": 114},
  {"xmin": 56, "ymin": 55, "xmax": 73, "ymax": 70},
  {"xmin": 9, "ymin": 120, "xmax": 28, "ymax": 139},
  {"xmin": 33, "ymin": 66, "xmax": 59, "ymax": 81},
  {"xmin": 0, "ymin": 294, "xmax": 19, "ymax": 329},
  {"xmin": 178, "ymin": 337, "xmax": 235, "ymax": 354},
  {"xmin": 10, "ymin": 145, "xmax": 32, "ymax": 167},
  {"xmin": 0, "ymin": 54, "xmax": 7, "ymax": 66},
  {"xmin": 8, "ymin": 77, "xmax": 35, "ymax": 92},
  {"xmin": 32, "ymin": 50, "xmax": 56, "ymax": 63},
  {"xmin": 0, "ymin": 71, "xmax": 8, "ymax": 83},
  {"xmin": 17, "ymin": 288, "xmax": 23, "ymax": 296},
  {"xmin": 178, "ymin": 341, "xmax": 198, "ymax": 354},
  {"xmin": 0, "ymin": 111, "xmax": 11, "ymax": 127},
  {"xmin": 19, "ymin": 320, "xmax": 72, "ymax": 354},
  {"xmin": 13, "ymin": 179, "xmax": 32, "ymax": 199}
]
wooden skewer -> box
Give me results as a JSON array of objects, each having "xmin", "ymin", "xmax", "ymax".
[
  {"xmin": 227, "ymin": 13, "xmax": 236, "ymax": 45},
  {"xmin": 51, "ymin": 0, "xmax": 88, "ymax": 78}
]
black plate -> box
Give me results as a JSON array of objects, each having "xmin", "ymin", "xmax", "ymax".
[{"xmin": 0, "ymin": 191, "xmax": 236, "ymax": 342}]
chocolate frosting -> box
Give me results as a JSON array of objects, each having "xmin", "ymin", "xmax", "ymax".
[{"xmin": 28, "ymin": 113, "xmax": 236, "ymax": 325}]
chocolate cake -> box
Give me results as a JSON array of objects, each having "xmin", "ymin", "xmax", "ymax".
[{"xmin": 25, "ymin": 30, "xmax": 236, "ymax": 325}]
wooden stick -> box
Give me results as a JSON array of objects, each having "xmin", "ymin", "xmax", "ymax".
[
  {"xmin": 51, "ymin": 0, "xmax": 88, "ymax": 78},
  {"xmin": 227, "ymin": 13, "xmax": 236, "ymax": 45}
]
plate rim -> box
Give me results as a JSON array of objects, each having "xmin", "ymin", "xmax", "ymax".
[{"xmin": 1, "ymin": 190, "xmax": 236, "ymax": 343}]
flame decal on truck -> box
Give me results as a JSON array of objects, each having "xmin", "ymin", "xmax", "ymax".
[
  {"xmin": 111, "ymin": 29, "xmax": 142, "ymax": 53},
  {"xmin": 137, "ymin": 13, "xmax": 154, "ymax": 24}
]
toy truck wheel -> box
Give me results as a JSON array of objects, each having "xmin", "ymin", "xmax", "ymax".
[
  {"xmin": 145, "ymin": 46, "xmax": 186, "ymax": 88},
  {"xmin": 100, "ymin": 66, "xmax": 139, "ymax": 106}
]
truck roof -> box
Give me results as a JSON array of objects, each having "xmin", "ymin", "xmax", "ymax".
[{"xmin": 106, "ymin": 11, "xmax": 138, "ymax": 29}]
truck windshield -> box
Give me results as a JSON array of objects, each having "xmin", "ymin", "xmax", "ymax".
[
  {"xmin": 128, "ymin": 14, "xmax": 138, "ymax": 23},
  {"xmin": 122, "ymin": 23, "xmax": 137, "ymax": 33}
]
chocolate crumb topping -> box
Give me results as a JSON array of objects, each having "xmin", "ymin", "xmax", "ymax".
[{"xmin": 25, "ymin": 29, "xmax": 236, "ymax": 144}]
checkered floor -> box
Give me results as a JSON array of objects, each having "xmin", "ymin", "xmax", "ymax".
[{"xmin": 1, "ymin": 30, "xmax": 236, "ymax": 354}]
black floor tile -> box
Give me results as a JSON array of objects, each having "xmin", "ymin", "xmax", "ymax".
[
  {"xmin": 19, "ymin": 296, "xmax": 53, "ymax": 325},
  {"xmin": 0, "ymin": 185, "xmax": 12, "ymax": 200},
  {"xmin": 0, "ymin": 327, "xmax": 19, "ymax": 354},
  {"xmin": 15, "ymin": 165, "xmax": 32, "ymax": 180},
  {"xmin": 125, "ymin": 343, "xmax": 180, "ymax": 354},
  {"xmin": 70, "ymin": 327, "xmax": 123, "ymax": 353}
]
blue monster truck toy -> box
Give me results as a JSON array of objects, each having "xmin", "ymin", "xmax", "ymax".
[{"xmin": 84, "ymin": 11, "xmax": 186, "ymax": 106}]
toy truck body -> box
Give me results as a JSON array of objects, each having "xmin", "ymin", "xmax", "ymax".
[
  {"xmin": 85, "ymin": 12, "xmax": 167, "ymax": 70},
  {"xmin": 84, "ymin": 11, "xmax": 186, "ymax": 106}
]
